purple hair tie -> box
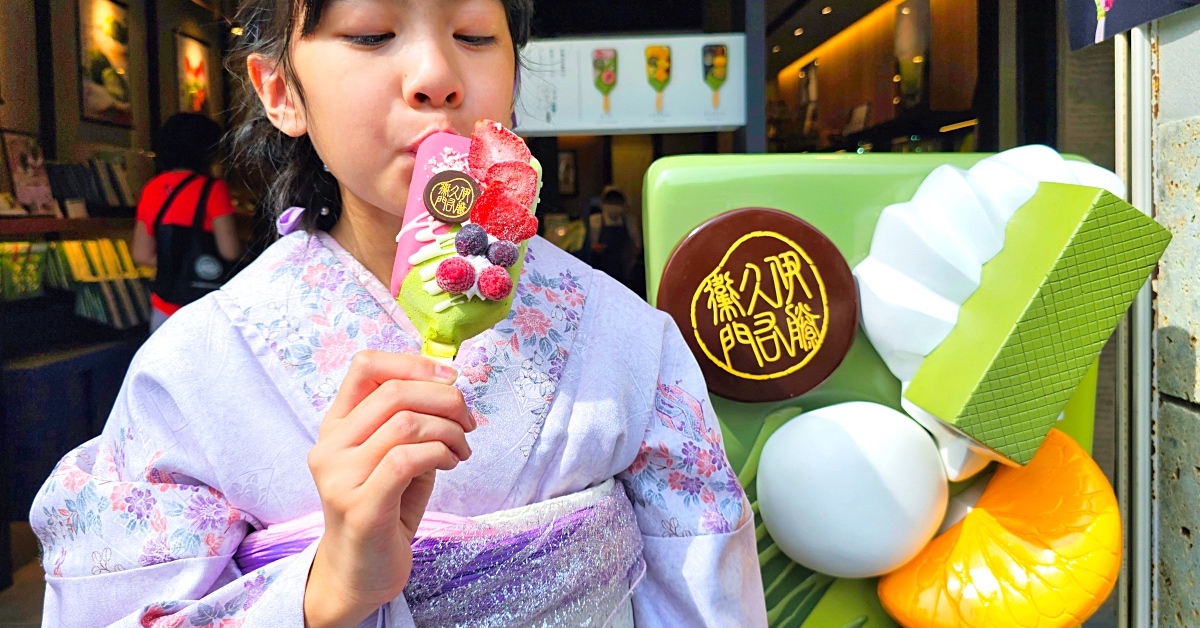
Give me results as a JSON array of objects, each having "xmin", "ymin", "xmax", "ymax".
[{"xmin": 277, "ymin": 206, "xmax": 306, "ymax": 235}]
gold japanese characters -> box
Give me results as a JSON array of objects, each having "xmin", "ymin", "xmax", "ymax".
[
  {"xmin": 658, "ymin": 208, "xmax": 857, "ymax": 402},
  {"xmin": 693, "ymin": 231, "xmax": 828, "ymax": 379},
  {"xmin": 424, "ymin": 170, "xmax": 481, "ymax": 224}
]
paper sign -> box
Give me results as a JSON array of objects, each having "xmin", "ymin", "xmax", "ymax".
[{"xmin": 515, "ymin": 33, "xmax": 747, "ymax": 136}]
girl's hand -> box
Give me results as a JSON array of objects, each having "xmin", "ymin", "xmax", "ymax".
[{"xmin": 303, "ymin": 351, "xmax": 475, "ymax": 628}]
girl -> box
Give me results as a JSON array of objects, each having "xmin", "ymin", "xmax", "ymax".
[{"xmin": 31, "ymin": 0, "xmax": 766, "ymax": 626}]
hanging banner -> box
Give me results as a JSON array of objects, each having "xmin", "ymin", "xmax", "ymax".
[
  {"xmin": 514, "ymin": 33, "xmax": 747, "ymax": 137},
  {"xmin": 1070, "ymin": 0, "xmax": 1200, "ymax": 49}
]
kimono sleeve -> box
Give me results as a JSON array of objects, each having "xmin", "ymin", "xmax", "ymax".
[
  {"xmin": 28, "ymin": 351, "xmax": 317, "ymax": 627},
  {"xmin": 618, "ymin": 319, "xmax": 768, "ymax": 626}
]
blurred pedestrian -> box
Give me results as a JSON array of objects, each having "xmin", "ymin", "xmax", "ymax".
[{"xmin": 130, "ymin": 113, "xmax": 242, "ymax": 331}]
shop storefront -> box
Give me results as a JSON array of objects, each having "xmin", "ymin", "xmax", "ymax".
[{"xmin": 1, "ymin": 1, "xmax": 1198, "ymax": 626}]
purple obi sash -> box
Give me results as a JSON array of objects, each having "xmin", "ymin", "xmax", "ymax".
[{"xmin": 235, "ymin": 480, "xmax": 644, "ymax": 627}]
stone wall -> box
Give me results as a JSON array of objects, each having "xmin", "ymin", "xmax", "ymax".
[{"xmin": 1153, "ymin": 7, "xmax": 1200, "ymax": 627}]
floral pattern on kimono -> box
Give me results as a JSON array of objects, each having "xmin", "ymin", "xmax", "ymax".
[
  {"xmin": 620, "ymin": 382, "xmax": 746, "ymax": 536},
  {"xmin": 30, "ymin": 378, "xmax": 310, "ymax": 627},
  {"xmin": 236, "ymin": 231, "xmax": 743, "ymax": 533},
  {"xmin": 29, "ymin": 229, "xmax": 765, "ymax": 627}
]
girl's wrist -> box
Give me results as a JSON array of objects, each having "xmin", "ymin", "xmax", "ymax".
[{"xmin": 304, "ymin": 540, "xmax": 377, "ymax": 628}]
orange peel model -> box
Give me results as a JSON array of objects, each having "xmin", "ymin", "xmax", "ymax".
[{"xmin": 878, "ymin": 428, "xmax": 1121, "ymax": 628}]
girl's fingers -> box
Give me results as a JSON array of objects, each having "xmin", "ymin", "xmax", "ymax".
[
  {"xmin": 325, "ymin": 351, "xmax": 459, "ymax": 421},
  {"xmin": 335, "ymin": 380, "xmax": 474, "ymax": 447},
  {"xmin": 397, "ymin": 471, "xmax": 437, "ymax": 536},
  {"xmin": 358, "ymin": 410, "xmax": 471, "ymax": 467},
  {"xmin": 358, "ymin": 442, "xmax": 458, "ymax": 520}
]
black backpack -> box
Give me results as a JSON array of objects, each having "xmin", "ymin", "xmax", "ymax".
[{"xmin": 151, "ymin": 173, "xmax": 230, "ymax": 308}]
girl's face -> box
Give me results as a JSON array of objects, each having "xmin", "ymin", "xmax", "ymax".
[{"xmin": 271, "ymin": 0, "xmax": 516, "ymax": 219}]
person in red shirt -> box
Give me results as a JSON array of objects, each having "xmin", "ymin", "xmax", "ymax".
[{"xmin": 132, "ymin": 113, "xmax": 243, "ymax": 331}]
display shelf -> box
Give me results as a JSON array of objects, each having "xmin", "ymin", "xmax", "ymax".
[
  {"xmin": 1, "ymin": 289, "xmax": 147, "ymax": 366},
  {"xmin": 0, "ymin": 217, "xmax": 135, "ymax": 237}
]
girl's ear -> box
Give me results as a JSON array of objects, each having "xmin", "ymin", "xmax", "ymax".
[{"xmin": 247, "ymin": 54, "xmax": 307, "ymax": 138}]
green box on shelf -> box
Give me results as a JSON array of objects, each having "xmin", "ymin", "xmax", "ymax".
[{"xmin": 905, "ymin": 183, "xmax": 1171, "ymax": 465}]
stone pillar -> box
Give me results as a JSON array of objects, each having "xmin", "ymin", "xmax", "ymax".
[{"xmin": 1152, "ymin": 7, "xmax": 1200, "ymax": 626}]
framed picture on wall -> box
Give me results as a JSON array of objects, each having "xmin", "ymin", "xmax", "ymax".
[
  {"xmin": 2, "ymin": 131, "xmax": 61, "ymax": 217},
  {"xmin": 176, "ymin": 31, "xmax": 212, "ymax": 116},
  {"xmin": 845, "ymin": 103, "xmax": 871, "ymax": 135},
  {"xmin": 558, "ymin": 151, "xmax": 578, "ymax": 197},
  {"xmin": 78, "ymin": 0, "xmax": 133, "ymax": 127}
]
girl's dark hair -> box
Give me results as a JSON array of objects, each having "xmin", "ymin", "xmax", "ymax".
[
  {"xmin": 156, "ymin": 113, "xmax": 222, "ymax": 173},
  {"xmin": 226, "ymin": 0, "xmax": 534, "ymax": 233}
]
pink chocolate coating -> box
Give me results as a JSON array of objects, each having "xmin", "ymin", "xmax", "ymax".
[{"xmin": 390, "ymin": 132, "xmax": 474, "ymax": 298}]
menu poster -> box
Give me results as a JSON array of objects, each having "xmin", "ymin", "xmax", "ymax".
[
  {"xmin": 515, "ymin": 33, "xmax": 747, "ymax": 136},
  {"xmin": 1070, "ymin": 0, "xmax": 1200, "ymax": 49}
]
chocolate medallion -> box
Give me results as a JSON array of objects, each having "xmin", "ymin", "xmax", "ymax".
[
  {"xmin": 424, "ymin": 170, "xmax": 480, "ymax": 224},
  {"xmin": 657, "ymin": 208, "xmax": 858, "ymax": 402}
]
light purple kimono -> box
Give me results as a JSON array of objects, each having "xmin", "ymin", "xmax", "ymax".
[{"xmin": 29, "ymin": 231, "xmax": 768, "ymax": 627}]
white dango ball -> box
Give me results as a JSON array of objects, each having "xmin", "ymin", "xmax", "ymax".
[{"xmin": 757, "ymin": 402, "xmax": 948, "ymax": 578}]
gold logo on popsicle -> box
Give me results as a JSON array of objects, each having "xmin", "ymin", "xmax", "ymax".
[{"xmin": 424, "ymin": 170, "xmax": 480, "ymax": 224}]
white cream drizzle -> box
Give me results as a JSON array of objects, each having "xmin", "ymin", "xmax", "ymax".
[
  {"xmin": 399, "ymin": 213, "xmax": 457, "ymax": 269},
  {"xmin": 434, "ymin": 296, "xmax": 466, "ymax": 313}
]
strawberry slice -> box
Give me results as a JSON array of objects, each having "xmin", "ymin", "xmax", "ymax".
[
  {"xmin": 473, "ymin": 193, "xmax": 538, "ymax": 243},
  {"xmin": 484, "ymin": 161, "xmax": 539, "ymax": 210},
  {"xmin": 469, "ymin": 119, "xmax": 532, "ymax": 177}
]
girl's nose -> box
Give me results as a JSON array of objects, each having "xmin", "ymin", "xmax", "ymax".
[{"xmin": 404, "ymin": 40, "xmax": 464, "ymax": 109}]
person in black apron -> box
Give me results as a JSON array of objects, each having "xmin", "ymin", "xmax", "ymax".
[{"xmin": 591, "ymin": 187, "xmax": 636, "ymax": 287}]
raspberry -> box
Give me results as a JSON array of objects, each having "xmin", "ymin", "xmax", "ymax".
[
  {"xmin": 454, "ymin": 224, "xmax": 489, "ymax": 257},
  {"xmin": 477, "ymin": 265, "xmax": 514, "ymax": 301},
  {"xmin": 435, "ymin": 257, "xmax": 476, "ymax": 295},
  {"xmin": 468, "ymin": 120, "xmax": 532, "ymax": 178},
  {"xmin": 487, "ymin": 241, "xmax": 519, "ymax": 268},
  {"xmin": 484, "ymin": 161, "xmax": 539, "ymax": 209}
]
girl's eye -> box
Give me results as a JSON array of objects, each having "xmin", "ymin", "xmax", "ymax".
[
  {"xmin": 345, "ymin": 33, "xmax": 394, "ymax": 46},
  {"xmin": 456, "ymin": 34, "xmax": 498, "ymax": 47}
]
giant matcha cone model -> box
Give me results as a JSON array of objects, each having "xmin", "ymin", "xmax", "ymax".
[
  {"xmin": 391, "ymin": 120, "xmax": 541, "ymax": 361},
  {"xmin": 856, "ymin": 146, "xmax": 1171, "ymax": 466}
]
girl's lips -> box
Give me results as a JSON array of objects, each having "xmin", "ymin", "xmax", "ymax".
[{"xmin": 404, "ymin": 127, "xmax": 459, "ymax": 155}]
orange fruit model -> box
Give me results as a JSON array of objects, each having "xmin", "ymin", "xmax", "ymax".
[{"xmin": 878, "ymin": 428, "xmax": 1121, "ymax": 628}]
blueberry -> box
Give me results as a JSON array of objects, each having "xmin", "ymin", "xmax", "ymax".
[
  {"xmin": 455, "ymin": 223, "xmax": 489, "ymax": 257},
  {"xmin": 487, "ymin": 240, "xmax": 519, "ymax": 268}
]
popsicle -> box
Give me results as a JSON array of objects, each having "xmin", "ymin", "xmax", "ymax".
[
  {"xmin": 593, "ymin": 49, "xmax": 618, "ymax": 114},
  {"xmin": 703, "ymin": 44, "xmax": 728, "ymax": 109},
  {"xmin": 391, "ymin": 120, "xmax": 542, "ymax": 361},
  {"xmin": 645, "ymin": 45, "xmax": 671, "ymax": 112}
]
